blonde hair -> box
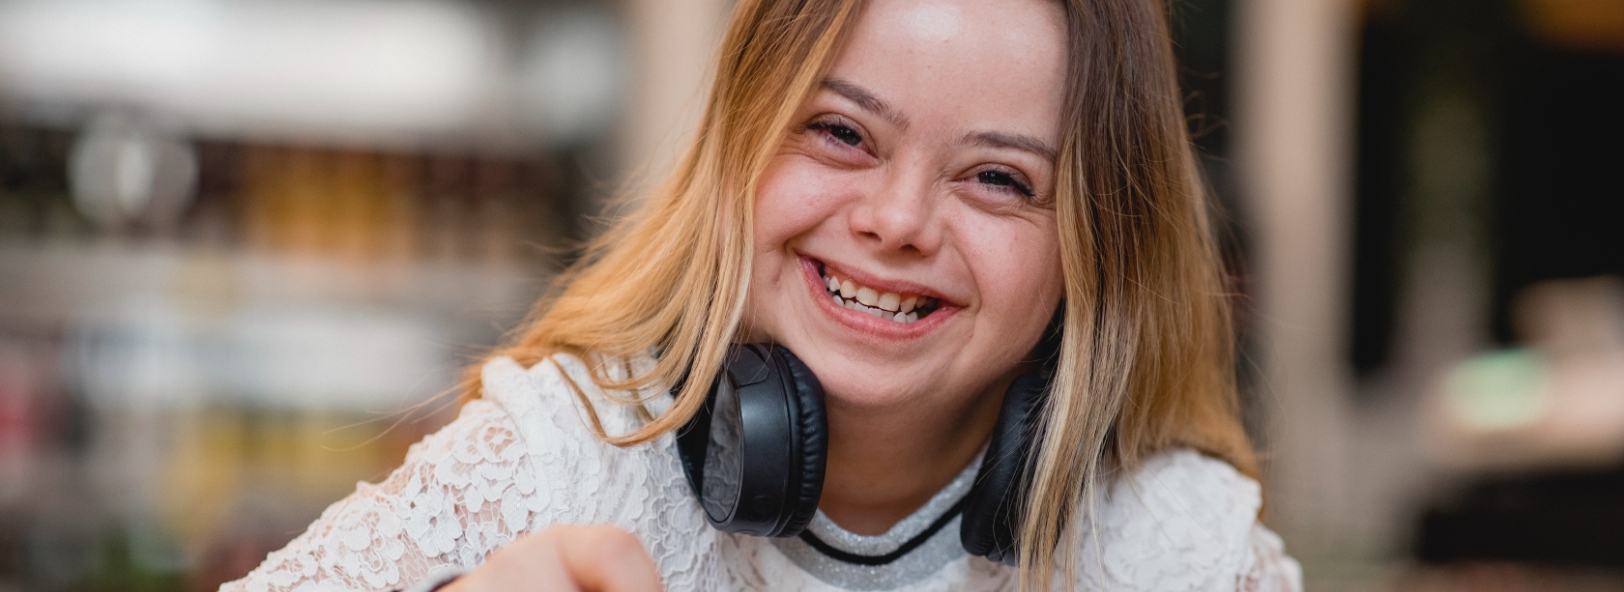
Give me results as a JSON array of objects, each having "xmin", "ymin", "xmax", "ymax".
[{"xmin": 474, "ymin": 0, "xmax": 1256, "ymax": 588}]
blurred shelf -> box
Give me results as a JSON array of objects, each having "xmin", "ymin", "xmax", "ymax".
[
  {"xmin": 0, "ymin": 240, "xmax": 552, "ymax": 410},
  {"xmin": 0, "ymin": 239, "xmax": 549, "ymax": 326}
]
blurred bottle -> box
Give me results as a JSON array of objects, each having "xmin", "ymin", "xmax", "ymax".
[
  {"xmin": 473, "ymin": 160, "xmax": 519, "ymax": 264},
  {"xmin": 422, "ymin": 156, "xmax": 469, "ymax": 262},
  {"xmin": 377, "ymin": 153, "xmax": 421, "ymax": 262}
]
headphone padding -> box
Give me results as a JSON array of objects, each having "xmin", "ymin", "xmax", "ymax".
[
  {"xmin": 773, "ymin": 345, "xmax": 827, "ymax": 537},
  {"xmin": 961, "ymin": 371, "xmax": 1049, "ymax": 565}
]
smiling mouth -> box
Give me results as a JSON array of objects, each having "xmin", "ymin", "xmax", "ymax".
[{"xmin": 817, "ymin": 265, "xmax": 942, "ymax": 324}]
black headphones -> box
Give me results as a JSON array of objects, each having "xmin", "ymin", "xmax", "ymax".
[{"xmin": 675, "ymin": 340, "xmax": 1055, "ymax": 566}]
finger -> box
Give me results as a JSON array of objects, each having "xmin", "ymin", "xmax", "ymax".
[
  {"xmin": 527, "ymin": 539, "xmax": 584, "ymax": 592},
  {"xmin": 553, "ymin": 525, "xmax": 662, "ymax": 592},
  {"xmin": 443, "ymin": 536, "xmax": 579, "ymax": 592}
]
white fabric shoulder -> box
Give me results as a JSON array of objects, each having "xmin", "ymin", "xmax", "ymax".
[
  {"xmin": 482, "ymin": 354, "xmax": 729, "ymax": 590},
  {"xmin": 220, "ymin": 354, "xmax": 728, "ymax": 592},
  {"xmin": 1076, "ymin": 449, "xmax": 1302, "ymax": 591}
]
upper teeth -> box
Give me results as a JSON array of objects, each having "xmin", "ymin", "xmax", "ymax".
[{"xmin": 822, "ymin": 271, "xmax": 935, "ymax": 323}]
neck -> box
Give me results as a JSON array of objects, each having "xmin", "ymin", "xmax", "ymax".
[{"xmin": 816, "ymin": 376, "xmax": 1011, "ymax": 536}]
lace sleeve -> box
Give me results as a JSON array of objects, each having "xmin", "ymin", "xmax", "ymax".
[
  {"xmin": 1239, "ymin": 523, "xmax": 1303, "ymax": 592},
  {"xmin": 219, "ymin": 399, "xmax": 545, "ymax": 592},
  {"xmin": 1076, "ymin": 450, "xmax": 1303, "ymax": 592}
]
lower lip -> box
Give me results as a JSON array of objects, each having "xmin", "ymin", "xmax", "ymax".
[{"xmin": 798, "ymin": 256, "xmax": 955, "ymax": 340}]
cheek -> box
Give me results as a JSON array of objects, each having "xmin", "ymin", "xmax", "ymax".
[
  {"xmin": 963, "ymin": 219, "xmax": 1063, "ymax": 324},
  {"xmin": 752, "ymin": 157, "xmax": 858, "ymax": 251}
]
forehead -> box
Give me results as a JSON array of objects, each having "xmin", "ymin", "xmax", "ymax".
[{"xmin": 827, "ymin": 0, "xmax": 1067, "ymax": 140}]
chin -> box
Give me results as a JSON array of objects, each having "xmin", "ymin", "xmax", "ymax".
[{"xmin": 801, "ymin": 350, "xmax": 946, "ymax": 410}]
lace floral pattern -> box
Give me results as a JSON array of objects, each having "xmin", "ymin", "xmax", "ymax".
[
  {"xmin": 220, "ymin": 398, "xmax": 536, "ymax": 592},
  {"xmin": 222, "ymin": 355, "xmax": 1300, "ymax": 592},
  {"xmin": 1075, "ymin": 449, "xmax": 1302, "ymax": 591}
]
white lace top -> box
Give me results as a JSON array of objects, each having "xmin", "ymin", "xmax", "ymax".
[{"xmin": 222, "ymin": 354, "xmax": 1302, "ymax": 591}]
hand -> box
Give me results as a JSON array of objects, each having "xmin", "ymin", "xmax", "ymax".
[{"xmin": 442, "ymin": 525, "xmax": 662, "ymax": 592}]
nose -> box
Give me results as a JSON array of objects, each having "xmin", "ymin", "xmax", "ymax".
[{"xmin": 847, "ymin": 170, "xmax": 941, "ymax": 256}]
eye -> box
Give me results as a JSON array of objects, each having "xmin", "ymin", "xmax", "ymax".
[
  {"xmin": 975, "ymin": 169, "xmax": 1035, "ymax": 198},
  {"xmin": 806, "ymin": 119, "xmax": 864, "ymax": 148}
]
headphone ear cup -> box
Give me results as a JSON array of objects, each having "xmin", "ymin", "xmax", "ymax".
[
  {"xmin": 676, "ymin": 344, "xmax": 829, "ymax": 538},
  {"xmin": 961, "ymin": 371, "xmax": 1050, "ymax": 565},
  {"xmin": 771, "ymin": 345, "xmax": 827, "ymax": 537}
]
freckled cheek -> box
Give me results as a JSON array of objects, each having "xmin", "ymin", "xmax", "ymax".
[
  {"xmin": 754, "ymin": 162, "xmax": 866, "ymax": 247},
  {"xmin": 965, "ymin": 224, "xmax": 1063, "ymax": 325},
  {"xmin": 1022, "ymin": 240, "xmax": 1066, "ymax": 312}
]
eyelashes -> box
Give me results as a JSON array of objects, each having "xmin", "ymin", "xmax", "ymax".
[
  {"xmin": 975, "ymin": 169, "xmax": 1035, "ymax": 199},
  {"xmin": 800, "ymin": 115, "xmax": 1042, "ymax": 202},
  {"xmin": 806, "ymin": 119, "xmax": 863, "ymax": 147}
]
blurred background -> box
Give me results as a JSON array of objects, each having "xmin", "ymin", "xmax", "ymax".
[{"xmin": 0, "ymin": 0, "xmax": 1619, "ymax": 590}]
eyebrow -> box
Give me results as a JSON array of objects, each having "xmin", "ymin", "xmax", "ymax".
[
  {"xmin": 821, "ymin": 78, "xmax": 909, "ymax": 130},
  {"xmin": 821, "ymin": 77, "xmax": 1057, "ymax": 163},
  {"xmin": 964, "ymin": 130, "xmax": 1058, "ymax": 163}
]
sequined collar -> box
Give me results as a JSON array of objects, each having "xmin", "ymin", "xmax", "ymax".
[{"xmin": 769, "ymin": 451, "xmax": 984, "ymax": 590}]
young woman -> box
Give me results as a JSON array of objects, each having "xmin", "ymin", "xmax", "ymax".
[{"xmin": 224, "ymin": 0, "xmax": 1301, "ymax": 589}]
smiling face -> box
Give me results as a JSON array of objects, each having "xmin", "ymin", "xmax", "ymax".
[{"xmin": 745, "ymin": 0, "xmax": 1068, "ymax": 413}]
